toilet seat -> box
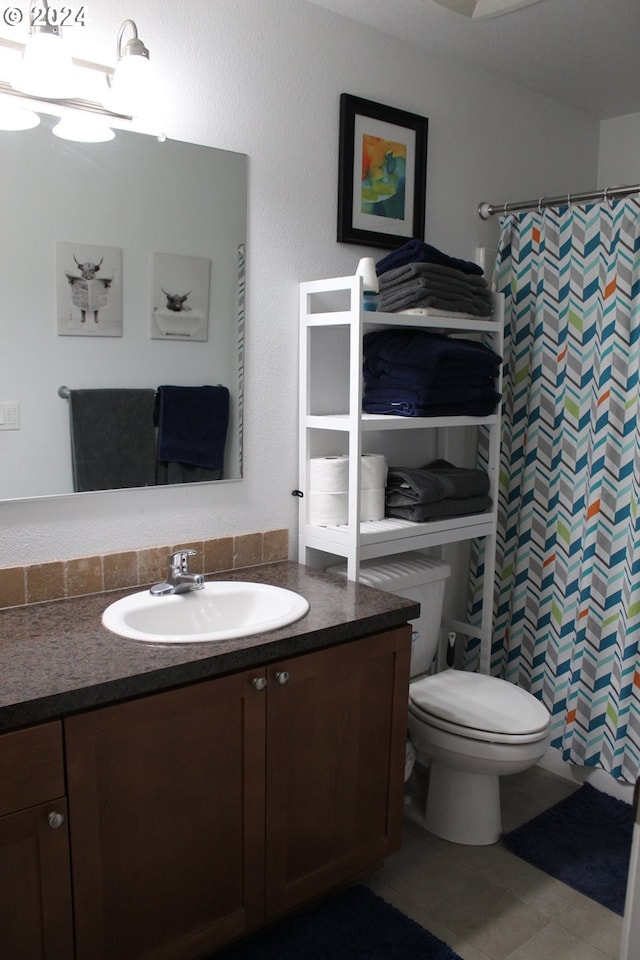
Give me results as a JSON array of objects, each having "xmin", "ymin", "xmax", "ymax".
[{"xmin": 409, "ymin": 669, "xmax": 550, "ymax": 745}]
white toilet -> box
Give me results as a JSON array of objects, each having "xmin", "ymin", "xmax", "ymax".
[
  {"xmin": 329, "ymin": 552, "xmax": 551, "ymax": 846},
  {"xmin": 408, "ymin": 667, "xmax": 551, "ymax": 844}
]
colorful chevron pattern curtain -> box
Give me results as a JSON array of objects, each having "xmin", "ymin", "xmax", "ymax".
[{"xmin": 483, "ymin": 197, "xmax": 640, "ymax": 782}]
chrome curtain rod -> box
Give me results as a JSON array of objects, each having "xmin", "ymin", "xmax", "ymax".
[{"xmin": 477, "ymin": 183, "xmax": 640, "ymax": 220}]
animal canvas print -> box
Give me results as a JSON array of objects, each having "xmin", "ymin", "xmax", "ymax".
[
  {"xmin": 151, "ymin": 251, "xmax": 211, "ymax": 341},
  {"xmin": 56, "ymin": 242, "xmax": 123, "ymax": 337}
]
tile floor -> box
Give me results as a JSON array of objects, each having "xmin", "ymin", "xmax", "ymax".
[{"xmin": 364, "ymin": 765, "xmax": 624, "ymax": 960}]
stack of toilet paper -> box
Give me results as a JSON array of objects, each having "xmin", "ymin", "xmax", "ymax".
[{"xmin": 309, "ymin": 454, "xmax": 387, "ymax": 526}]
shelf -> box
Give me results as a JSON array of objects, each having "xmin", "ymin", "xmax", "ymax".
[
  {"xmin": 301, "ymin": 310, "xmax": 353, "ymax": 327},
  {"xmin": 304, "ymin": 413, "xmax": 500, "ymax": 431},
  {"xmin": 302, "ymin": 311, "xmax": 501, "ymax": 336},
  {"xmin": 301, "ymin": 513, "xmax": 495, "ymax": 551},
  {"xmin": 300, "ymin": 277, "xmax": 501, "ymax": 335},
  {"xmin": 298, "ymin": 275, "xmax": 503, "ymax": 674}
]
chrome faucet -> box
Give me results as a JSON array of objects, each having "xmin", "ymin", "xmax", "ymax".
[{"xmin": 149, "ymin": 549, "xmax": 205, "ymax": 596}]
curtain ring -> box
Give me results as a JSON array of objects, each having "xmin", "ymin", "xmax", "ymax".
[
  {"xmin": 567, "ymin": 192, "xmax": 571, "ymax": 206},
  {"xmin": 537, "ymin": 196, "xmax": 545, "ymax": 214},
  {"xmin": 603, "ymin": 187, "xmax": 613, "ymax": 209},
  {"xmin": 503, "ymin": 202, "xmax": 509, "ymax": 215}
]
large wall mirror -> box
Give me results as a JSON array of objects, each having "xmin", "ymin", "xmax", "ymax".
[{"xmin": 0, "ymin": 114, "xmax": 247, "ymax": 500}]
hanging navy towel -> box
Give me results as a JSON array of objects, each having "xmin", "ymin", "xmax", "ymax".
[
  {"xmin": 68, "ymin": 388, "xmax": 157, "ymax": 492},
  {"xmin": 156, "ymin": 385, "xmax": 230, "ymax": 471}
]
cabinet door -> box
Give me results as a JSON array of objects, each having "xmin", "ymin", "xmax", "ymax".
[
  {"xmin": 0, "ymin": 799, "xmax": 73, "ymax": 960},
  {"xmin": 265, "ymin": 626, "xmax": 411, "ymax": 918},
  {"xmin": 65, "ymin": 670, "xmax": 266, "ymax": 960}
]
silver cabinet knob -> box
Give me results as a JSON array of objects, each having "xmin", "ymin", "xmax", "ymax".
[
  {"xmin": 48, "ymin": 811, "xmax": 65, "ymax": 829},
  {"xmin": 252, "ymin": 677, "xmax": 267, "ymax": 691},
  {"xmin": 274, "ymin": 671, "xmax": 290, "ymax": 685}
]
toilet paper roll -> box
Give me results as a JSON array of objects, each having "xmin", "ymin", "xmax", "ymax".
[
  {"xmin": 309, "ymin": 454, "xmax": 387, "ymax": 492},
  {"xmin": 308, "ymin": 455, "xmax": 387, "ymax": 525},
  {"xmin": 360, "ymin": 487, "xmax": 385, "ymax": 522},
  {"xmin": 308, "ymin": 491, "xmax": 348, "ymax": 526},
  {"xmin": 308, "ymin": 488, "xmax": 385, "ymax": 526},
  {"xmin": 309, "ymin": 456, "xmax": 349, "ymax": 493}
]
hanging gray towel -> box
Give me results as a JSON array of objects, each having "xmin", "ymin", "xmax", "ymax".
[{"xmin": 68, "ymin": 388, "xmax": 157, "ymax": 492}]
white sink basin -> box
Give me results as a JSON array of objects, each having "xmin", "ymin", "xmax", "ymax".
[{"xmin": 102, "ymin": 581, "xmax": 309, "ymax": 644}]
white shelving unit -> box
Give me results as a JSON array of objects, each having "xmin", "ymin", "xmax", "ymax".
[{"xmin": 298, "ymin": 274, "xmax": 504, "ymax": 673}]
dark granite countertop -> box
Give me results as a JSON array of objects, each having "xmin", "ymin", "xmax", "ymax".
[{"xmin": 0, "ymin": 561, "xmax": 419, "ymax": 732}]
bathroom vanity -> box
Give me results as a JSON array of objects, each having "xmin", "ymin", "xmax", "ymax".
[{"xmin": 0, "ymin": 562, "xmax": 417, "ymax": 960}]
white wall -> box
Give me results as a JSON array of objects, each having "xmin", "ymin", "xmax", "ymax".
[
  {"xmin": 0, "ymin": 0, "xmax": 600, "ymax": 567},
  {"xmin": 598, "ymin": 112, "xmax": 640, "ymax": 185}
]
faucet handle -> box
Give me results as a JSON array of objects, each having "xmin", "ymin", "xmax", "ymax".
[{"xmin": 169, "ymin": 548, "xmax": 197, "ymax": 574}]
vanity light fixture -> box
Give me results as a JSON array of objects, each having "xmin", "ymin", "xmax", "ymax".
[
  {"xmin": 0, "ymin": 5, "xmax": 153, "ymax": 140},
  {"xmin": 10, "ymin": 3, "xmax": 79, "ymax": 99},
  {"xmin": 105, "ymin": 19, "xmax": 152, "ymax": 117}
]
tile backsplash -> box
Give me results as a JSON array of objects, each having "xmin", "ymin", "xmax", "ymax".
[{"xmin": 0, "ymin": 529, "xmax": 289, "ymax": 609}]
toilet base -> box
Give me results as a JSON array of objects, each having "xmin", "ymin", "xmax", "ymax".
[{"xmin": 415, "ymin": 761, "xmax": 502, "ymax": 845}]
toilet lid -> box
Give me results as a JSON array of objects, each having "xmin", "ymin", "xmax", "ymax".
[{"xmin": 409, "ymin": 669, "xmax": 550, "ymax": 738}]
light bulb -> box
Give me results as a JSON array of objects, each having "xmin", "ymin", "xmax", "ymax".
[
  {"xmin": 52, "ymin": 115, "xmax": 115, "ymax": 143},
  {"xmin": 106, "ymin": 20, "xmax": 152, "ymax": 117},
  {"xmin": 0, "ymin": 103, "xmax": 40, "ymax": 130},
  {"xmin": 107, "ymin": 53, "xmax": 152, "ymax": 116},
  {"xmin": 11, "ymin": 28, "xmax": 79, "ymax": 99}
]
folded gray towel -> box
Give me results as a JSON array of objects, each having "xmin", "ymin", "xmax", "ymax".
[
  {"xmin": 379, "ymin": 281, "xmax": 493, "ymax": 313},
  {"xmin": 386, "ymin": 459, "xmax": 490, "ymax": 506},
  {"xmin": 377, "ymin": 285, "xmax": 493, "ymax": 317},
  {"xmin": 379, "ymin": 261, "xmax": 490, "ymax": 291},
  {"xmin": 378, "ymin": 273, "xmax": 492, "ymax": 309},
  {"xmin": 380, "ymin": 276, "xmax": 492, "ymax": 305},
  {"xmin": 386, "ymin": 495, "xmax": 492, "ymax": 522}
]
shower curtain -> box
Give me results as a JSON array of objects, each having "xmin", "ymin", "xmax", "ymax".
[{"xmin": 476, "ymin": 197, "xmax": 640, "ymax": 783}]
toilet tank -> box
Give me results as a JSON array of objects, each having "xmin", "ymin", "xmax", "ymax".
[{"xmin": 327, "ymin": 553, "xmax": 451, "ymax": 678}]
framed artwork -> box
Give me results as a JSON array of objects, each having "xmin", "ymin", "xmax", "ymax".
[
  {"xmin": 337, "ymin": 94, "xmax": 428, "ymax": 250},
  {"xmin": 150, "ymin": 252, "xmax": 211, "ymax": 341},
  {"xmin": 56, "ymin": 241, "xmax": 123, "ymax": 337}
]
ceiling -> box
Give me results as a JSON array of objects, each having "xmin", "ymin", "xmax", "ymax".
[{"xmin": 307, "ymin": 0, "xmax": 640, "ymax": 121}]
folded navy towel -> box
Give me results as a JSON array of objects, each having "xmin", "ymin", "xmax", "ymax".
[
  {"xmin": 363, "ymin": 329, "xmax": 502, "ymax": 371},
  {"xmin": 363, "ymin": 394, "xmax": 501, "ymax": 417},
  {"xmin": 363, "ymin": 364, "xmax": 499, "ymax": 390},
  {"xmin": 156, "ymin": 384, "xmax": 230, "ymax": 471},
  {"xmin": 364, "ymin": 383, "xmax": 501, "ymax": 410},
  {"xmin": 376, "ymin": 239, "xmax": 484, "ymax": 277},
  {"xmin": 386, "ymin": 460, "xmax": 490, "ymax": 506}
]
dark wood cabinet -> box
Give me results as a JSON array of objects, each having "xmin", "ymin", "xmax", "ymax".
[
  {"xmin": 3, "ymin": 626, "xmax": 410, "ymax": 960},
  {"xmin": 0, "ymin": 723, "xmax": 73, "ymax": 960},
  {"xmin": 65, "ymin": 668, "xmax": 266, "ymax": 960},
  {"xmin": 265, "ymin": 628, "xmax": 409, "ymax": 918}
]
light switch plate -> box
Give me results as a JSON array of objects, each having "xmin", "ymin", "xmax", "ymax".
[{"xmin": 0, "ymin": 402, "xmax": 20, "ymax": 430}]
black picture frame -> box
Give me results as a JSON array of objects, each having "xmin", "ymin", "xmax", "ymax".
[{"xmin": 337, "ymin": 94, "xmax": 428, "ymax": 250}]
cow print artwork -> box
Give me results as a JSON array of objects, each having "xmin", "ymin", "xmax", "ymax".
[
  {"xmin": 56, "ymin": 241, "xmax": 123, "ymax": 337},
  {"xmin": 151, "ymin": 251, "xmax": 211, "ymax": 342}
]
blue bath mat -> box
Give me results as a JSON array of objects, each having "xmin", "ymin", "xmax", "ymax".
[
  {"xmin": 213, "ymin": 884, "xmax": 462, "ymax": 959},
  {"xmin": 502, "ymin": 782, "xmax": 633, "ymax": 914}
]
